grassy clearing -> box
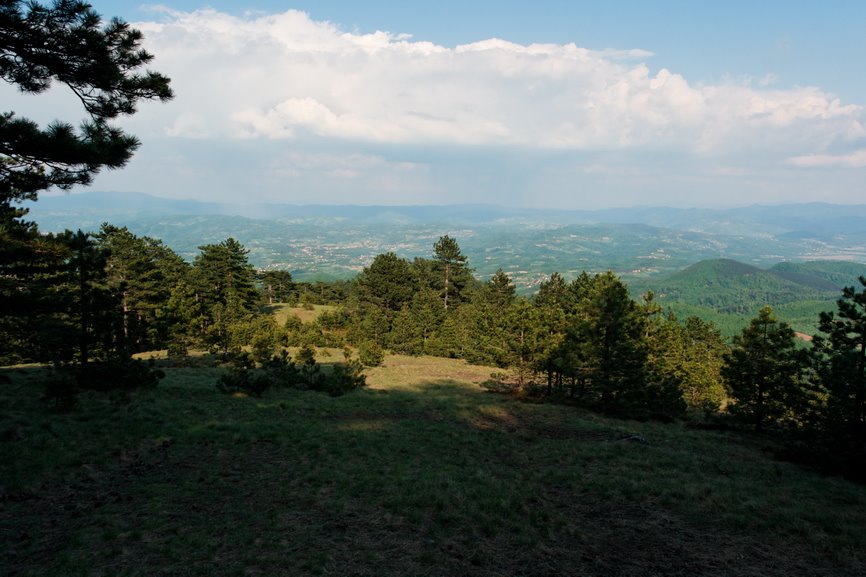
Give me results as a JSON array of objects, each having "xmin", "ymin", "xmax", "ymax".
[
  {"xmin": 2, "ymin": 354, "xmax": 865, "ymax": 576},
  {"xmin": 269, "ymin": 303, "xmax": 336, "ymax": 325}
]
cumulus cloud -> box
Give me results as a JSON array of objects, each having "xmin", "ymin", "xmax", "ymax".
[{"xmin": 131, "ymin": 8, "xmax": 863, "ymax": 160}]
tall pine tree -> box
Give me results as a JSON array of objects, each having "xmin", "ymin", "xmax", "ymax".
[{"xmin": 722, "ymin": 306, "xmax": 805, "ymax": 431}]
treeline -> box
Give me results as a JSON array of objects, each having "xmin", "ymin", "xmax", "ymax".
[{"xmin": 2, "ymin": 224, "xmax": 864, "ymax": 477}]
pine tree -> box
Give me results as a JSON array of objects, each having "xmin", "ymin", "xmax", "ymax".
[
  {"xmin": 96, "ymin": 224, "xmax": 187, "ymax": 352},
  {"xmin": 432, "ymin": 235, "xmax": 471, "ymax": 310},
  {"xmin": 1, "ymin": 2, "xmax": 171, "ymax": 364},
  {"xmin": 1, "ymin": 0, "xmax": 172, "ymax": 207},
  {"xmin": 571, "ymin": 272, "xmax": 649, "ymax": 412},
  {"xmin": 389, "ymin": 288, "xmax": 444, "ymax": 355},
  {"xmin": 0, "ymin": 210, "xmax": 66, "ymax": 362},
  {"xmin": 533, "ymin": 273, "xmax": 571, "ymax": 393},
  {"xmin": 356, "ymin": 252, "xmax": 416, "ymax": 313},
  {"xmin": 466, "ymin": 270, "xmax": 519, "ymax": 365},
  {"xmin": 663, "ymin": 315, "xmax": 728, "ymax": 412},
  {"xmin": 483, "ymin": 268, "xmax": 517, "ymax": 309},
  {"xmin": 722, "ymin": 306, "xmax": 805, "ymax": 431},
  {"xmin": 258, "ymin": 270, "xmax": 295, "ymax": 304},
  {"xmin": 353, "ymin": 251, "xmax": 416, "ymax": 344},
  {"xmin": 188, "ymin": 238, "xmax": 260, "ymax": 351},
  {"xmin": 813, "ymin": 277, "xmax": 866, "ymax": 453},
  {"xmin": 55, "ymin": 229, "xmax": 118, "ymax": 367},
  {"xmin": 502, "ymin": 299, "xmax": 541, "ymax": 387}
]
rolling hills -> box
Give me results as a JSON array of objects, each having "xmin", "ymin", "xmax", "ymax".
[
  {"xmin": 632, "ymin": 259, "xmax": 866, "ymax": 335},
  {"xmin": 21, "ymin": 191, "xmax": 866, "ymax": 335}
]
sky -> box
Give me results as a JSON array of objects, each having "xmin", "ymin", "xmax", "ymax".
[{"xmin": 6, "ymin": 1, "xmax": 866, "ymax": 209}]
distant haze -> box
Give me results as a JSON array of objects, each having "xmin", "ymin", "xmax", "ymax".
[{"xmin": 25, "ymin": 193, "xmax": 866, "ymax": 292}]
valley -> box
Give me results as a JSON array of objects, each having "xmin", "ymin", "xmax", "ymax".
[{"xmin": 26, "ymin": 192, "xmax": 866, "ymax": 335}]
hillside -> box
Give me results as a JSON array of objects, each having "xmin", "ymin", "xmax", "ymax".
[
  {"xmin": 770, "ymin": 261, "xmax": 866, "ymax": 290},
  {"xmin": 2, "ymin": 357, "xmax": 865, "ymax": 576},
  {"xmin": 632, "ymin": 259, "xmax": 866, "ymax": 335}
]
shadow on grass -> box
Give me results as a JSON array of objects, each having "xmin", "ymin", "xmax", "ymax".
[{"xmin": 3, "ymin": 369, "xmax": 866, "ymax": 577}]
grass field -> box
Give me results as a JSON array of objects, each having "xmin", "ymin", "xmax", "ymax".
[
  {"xmin": 2, "ymin": 354, "xmax": 865, "ymax": 576},
  {"xmin": 270, "ymin": 304, "xmax": 337, "ymax": 326}
]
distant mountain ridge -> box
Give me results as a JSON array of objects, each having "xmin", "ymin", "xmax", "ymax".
[{"xmin": 25, "ymin": 191, "xmax": 866, "ymax": 234}]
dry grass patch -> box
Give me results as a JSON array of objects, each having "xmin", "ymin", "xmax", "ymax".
[
  {"xmin": 363, "ymin": 353, "xmax": 495, "ymax": 390},
  {"xmin": 270, "ymin": 303, "xmax": 336, "ymax": 325}
]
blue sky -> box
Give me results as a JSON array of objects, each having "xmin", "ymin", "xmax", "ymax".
[{"xmin": 11, "ymin": 1, "xmax": 866, "ymax": 208}]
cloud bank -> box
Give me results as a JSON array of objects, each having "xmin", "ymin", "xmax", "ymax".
[
  {"xmin": 135, "ymin": 8, "xmax": 863, "ymax": 158},
  {"xmin": 7, "ymin": 6, "xmax": 858, "ymax": 208}
]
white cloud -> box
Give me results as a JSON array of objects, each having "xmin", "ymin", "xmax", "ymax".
[
  {"xmin": 129, "ymin": 8, "xmax": 862, "ymax": 160},
  {"xmin": 785, "ymin": 149, "xmax": 866, "ymax": 168}
]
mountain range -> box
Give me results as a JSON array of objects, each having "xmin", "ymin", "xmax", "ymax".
[{"xmin": 22, "ymin": 191, "xmax": 866, "ymax": 335}]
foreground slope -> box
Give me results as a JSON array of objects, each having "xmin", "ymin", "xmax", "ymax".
[{"xmin": 2, "ymin": 356, "xmax": 865, "ymax": 576}]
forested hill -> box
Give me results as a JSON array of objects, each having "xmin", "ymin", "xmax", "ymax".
[
  {"xmin": 631, "ymin": 259, "xmax": 866, "ymax": 335},
  {"xmin": 639, "ymin": 259, "xmax": 839, "ymax": 310}
]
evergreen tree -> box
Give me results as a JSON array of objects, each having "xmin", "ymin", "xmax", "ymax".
[
  {"xmin": 353, "ymin": 251, "xmax": 416, "ymax": 345},
  {"xmin": 355, "ymin": 305, "xmax": 390, "ymax": 347},
  {"xmin": 533, "ymin": 273, "xmax": 571, "ymax": 392},
  {"xmin": 96, "ymin": 224, "xmax": 187, "ymax": 352},
  {"xmin": 66, "ymin": 230, "xmax": 105, "ymax": 367},
  {"xmin": 258, "ymin": 270, "xmax": 295, "ymax": 304},
  {"xmin": 482, "ymin": 269, "xmax": 517, "ymax": 309},
  {"xmin": 502, "ymin": 299, "xmax": 542, "ymax": 387},
  {"xmin": 356, "ymin": 252, "xmax": 416, "ymax": 314},
  {"xmin": 722, "ymin": 306, "xmax": 805, "ymax": 431},
  {"xmin": 389, "ymin": 288, "xmax": 444, "ymax": 354},
  {"xmin": 432, "ymin": 235, "xmax": 471, "ymax": 310},
  {"xmin": 466, "ymin": 270, "xmax": 519, "ymax": 365},
  {"xmin": 569, "ymin": 272, "xmax": 650, "ymax": 413},
  {"xmin": 1, "ymin": 1, "xmax": 171, "ymax": 365},
  {"xmin": 673, "ymin": 316, "xmax": 728, "ymax": 411},
  {"xmin": 0, "ymin": 211, "xmax": 67, "ymax": 363},
  {"xmin": 1, "ymin": 0, "xmax": 172, "ymax": 208},
  {"xmin": 812, "ymin": 277, "xmax": 866, "ymax": 454},
  {"xmin": 188, "ymin": 238, "xmax": 259, "ymax": 351}
]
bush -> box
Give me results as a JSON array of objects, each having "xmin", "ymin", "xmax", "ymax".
[
  {"xmin": 295, "ymin": 344, "xmax": 322, "ymax": 389},
  {"xmin": 42, "ymin": 358, "xmax": 165, "ymax": 409},
  {"xmin": 43, "ymin": 366, "xmax": 78, "ymax": 412},
  {"xmin": 358, "ymin": 342, "xmax": 385, "ymax": 367},
  {"xmin": 77, "ymin": 358, "xmax": 165, "ymax": 392},
  {"xmin": 216, "ymin": 347, "xmax": 365, "ymax": 398},
  {"xmin": 216, "ymin": 350, "xmax": 301, "ymax": 397},
  {"xmin": 323, "ymin": 350, "xmax": 366, "ymax": 396},
  {"xmin": 216, "ymin": 367, "xmax": 272, "ymax": 398},
  {"xmin": 261, "ymin": 350, "xmax": 300, "ymax": 388},
  {"xmin": 166, "ymin": 339, "xmax": 189, "ymax": 360}
]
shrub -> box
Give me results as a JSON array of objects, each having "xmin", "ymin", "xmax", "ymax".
[
  {"xmin": 76, "ymin": 358, "xmax": 165, "ymax": 392},
  {"xmin": 43, "ymin": 366, "xmax": 78, "ymax": 412},
  {"xmin": 358, "ymin": 341, "xmax": 385, "ymax": 367},
  {"xmin": 166, "ymin": 339, "xmax": 189, "ymax": 360},
  {"xmin": 323, "ymin": 350, "xmax": 366, "ymax": 396},
  {"xmin": 42, "ymin": 358, "xmax": 165, "ymax": 409},
  {"xmin": 295, "ymin": 344, "xmax": 322, "ymax": 389},
  {"xmin": 261, "ymin": 350, "xmax": 300, "ymax": 388}
]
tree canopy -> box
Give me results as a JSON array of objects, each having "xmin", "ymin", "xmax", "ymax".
[{"xmin": 1, "ymin": 0, "xmax": 173, "ymax": 206}]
